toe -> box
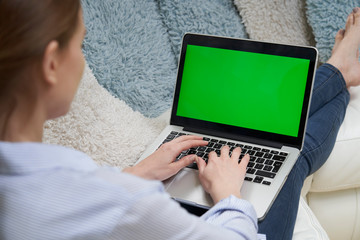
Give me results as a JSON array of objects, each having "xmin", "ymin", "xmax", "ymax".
[
  {"xmin": 335, "ymin": 29, "xmax": 345, "ymax": 41},
  {"xmin": 345, "ymin": 12, "xmax": 354, "ymax": 31},
  {"xmin": 332, "ymin": 29, "xmax": 345, "ymax": 53},
  {"xmin": 354, "ymin": 7, "xmax": 360, "ymax": 26}
]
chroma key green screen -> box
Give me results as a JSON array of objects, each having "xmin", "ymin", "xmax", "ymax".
[{"xmin": 176, "ymin": 45, "xmax": 310, "ymax": 137}]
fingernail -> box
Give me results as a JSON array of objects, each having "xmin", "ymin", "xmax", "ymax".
[{"xmin": 353, "ymin": 7, "xmax": 358, "ymax": 13}]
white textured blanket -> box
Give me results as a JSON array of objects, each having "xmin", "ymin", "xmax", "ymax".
[{"xmin": 43, "ymin": 64, "xmax": 168, "ymax": 168}]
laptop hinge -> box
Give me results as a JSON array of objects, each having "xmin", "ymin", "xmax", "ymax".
[{"xmin": 183, "ymin": 126, "xmax": 284, "ymax": 149}]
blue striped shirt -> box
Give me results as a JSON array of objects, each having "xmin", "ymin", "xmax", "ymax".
[{"xmin": 0, "ymin": 142, "xmax": 265, "ymax": 239}]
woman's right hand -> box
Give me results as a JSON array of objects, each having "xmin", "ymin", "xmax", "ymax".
[{"xmin": 195, "ymin": 146, "xmax": 250, "ymax": 204}]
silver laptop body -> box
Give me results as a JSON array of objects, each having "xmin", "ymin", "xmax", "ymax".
[{"xmin": 137, "ymin": 33, "xmax": 318, "ymax": 220}]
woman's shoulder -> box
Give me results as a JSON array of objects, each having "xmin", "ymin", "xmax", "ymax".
[{"xmin": 0, "ymin": 141, "xmax": 97, "ymax": 174}]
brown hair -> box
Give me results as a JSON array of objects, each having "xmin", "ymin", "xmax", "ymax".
[{"xmin": 0, "ymin": 0, "xmax": 81, "ymax": 93}]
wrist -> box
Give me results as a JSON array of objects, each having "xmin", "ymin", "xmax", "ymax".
[
  {"xmin": 210, "ymin": 185, "xmax": 241, "ymax": 204},
  {"xmin": 123, "ymin": 164, "xmax": 155, "ymax": 180}
]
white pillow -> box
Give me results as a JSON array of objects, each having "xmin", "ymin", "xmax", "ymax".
[
  {"xmin": 310, "ymin": 87, "xmax": 360, "ymax": 192},
  {"xmin": 293, "ymin": 197, "xmax": 329, "ymax": 240}
]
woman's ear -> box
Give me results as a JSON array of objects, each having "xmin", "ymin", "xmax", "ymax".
[{"xmin": 42, "ymin": 40, "xmax": 60, "ymax": 86}]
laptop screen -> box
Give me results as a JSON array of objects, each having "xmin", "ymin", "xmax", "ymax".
[
  {"xmin": 176, "ymin": 45, "xmax": 310, "ymax": 137},
  {"xmin": 171, "ymin": 34, "xmax": 317, "ymax": 149}
]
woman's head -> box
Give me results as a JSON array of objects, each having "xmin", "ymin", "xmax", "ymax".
[{"xmin": 0, "ymin": 0, "xmax": 86, "ymax": 123}]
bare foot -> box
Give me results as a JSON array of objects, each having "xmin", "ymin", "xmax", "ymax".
[{"xmin": 327, "ymin": 7, "xmax": 360, "ymax": 88}]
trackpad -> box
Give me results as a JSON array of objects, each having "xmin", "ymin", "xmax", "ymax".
[{"xmin": 165, "ymin": 168, "xmax": 213, "ymax": 208}]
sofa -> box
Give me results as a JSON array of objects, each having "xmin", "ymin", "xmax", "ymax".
[
  {"xmin": 303, "ymin": 86, "xmax": 360, "ymax": 240},
  {"xmin": 44, "ymin": 0, "xmax": 360, "ymax": 239}
]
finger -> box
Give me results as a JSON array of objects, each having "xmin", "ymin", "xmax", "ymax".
[
  {"xmin": 171, "ymin": 134, "xmax": 204, "ymax": 143},
  {"xmin": 220, "ymin": 145, "xmax": 230, "ymax": 158},
  {"xmin": 239, "ymin": 154, "xmax": 250, "ymax": 172},
  {"xmin": 172, "ymin": 154, "xmax": 197, "ymax": 171},
  {"xmin": 195, "ymin": 156, "xmax": 206, "ymax": 174},
  {"xmin": 176, "ymin": 139, "xmax": 208, "ymax": 152},
  {"xmin": 230, "ymin": 147, "xmax": 241, "ymax": 161},
  {"xmin": 207, "ymin": 151, "xmax": 218, "ymax": 162}
]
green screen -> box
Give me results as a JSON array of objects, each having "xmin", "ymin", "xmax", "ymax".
[{"xmin": 176, "ymin": 45, "xmax": 310, "ymax": 137}]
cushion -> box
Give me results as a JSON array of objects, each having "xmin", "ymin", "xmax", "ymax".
[
  {"xmin": 307, "ymin": 188, "xmax": 360, "ymax": 239},
  {"xmin": 81, "ymin": 0, "xmax": 177, "ymax": 118},
  {"xmin": 234, "ymin": 0, "xmax": 313, "ymax": 46},
  {"xmin": 293, "ymin": 197, "xmax": 329, "ymax": 240},
  {"xmin": 158, "ymin": 0, "xmax": 248, "ymax": 59},
  {"xmin": 310, "ymin": 87, "xmax": 360, "ymax": 192}
]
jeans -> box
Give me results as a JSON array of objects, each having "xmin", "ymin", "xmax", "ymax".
[{"xmin": 258, "ymin": 63, "xmax": 350, "ymax": 239}]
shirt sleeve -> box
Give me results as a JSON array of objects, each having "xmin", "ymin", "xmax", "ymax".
[{"xmin": 95, "ymin": 168, "xmax": 266, "ymax": 240}]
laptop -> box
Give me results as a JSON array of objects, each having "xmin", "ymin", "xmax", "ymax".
[{"xmin": 137, "ymin": 33, "xmax": 318, "ymax": 220}]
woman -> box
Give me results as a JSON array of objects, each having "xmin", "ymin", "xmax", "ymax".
[{"xmin": 1, "ymin": 1, "xmax": 359, "ymax": 239}]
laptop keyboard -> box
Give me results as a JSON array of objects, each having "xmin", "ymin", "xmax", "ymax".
[{"xmin": 160, "ymin": 131, "xmax": 289, "ymax": 186}]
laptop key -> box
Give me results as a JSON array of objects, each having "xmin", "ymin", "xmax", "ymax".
[
  {"xmin": 262, "ymin": 181, "xmax": 271, "ymax": 185},
  {"xmin": 167, "ymin": 134, "xmax": 176, "ymax": 140},
  {"xmin": 256, "ymin": 170, "xmax": 276, "ymax": 179},
  {"xmin": 247, "ymin": 150, "xmax": 256, "ymax": 156},
  {"xmin": 214, "ymin": 143, "xmax": 222, "ymax": 149},
  {"xmin": 198, "ymin": 146, "xmax": 206, "ymax": 152},
  {"xmin": 265, "ymin": 160, "xmax": 274, "ymax": 165},
  {"xmin": 279, "ymin": 152, "xmax": 288, "ymax": 156},
  {"xmin": 273, "ymin": 161, "xmax": 283, "ymax": 167},
  {"xmin": 196, "ymin": 152, "xmax": 205, "ymax": 158},
  {"xmin": 255, "ymin": 164, "xmax": 264, "ymax": 170},
  {"xmin": 207, "ymin": 142, "xmax": 215, "ymax": 148},
  {"xmin": 272, "ymin": 166, "xmax": 280, "ymax": 173},
  {"xmin": 273, "ymin": 155, "xmax": 286, "ymax": 161},
  {"xmin": 253, "ymin": 176, "xmax": 263, "ymax": 183},
  {"xmin": 188, "ymin": 149, "xmax": 197, "ymax": 155},
  {"xmin": 206, "ymin": 147, "xmax": 215, "ymax": 153},
  {"xmin": 245, "ymin": 177, "xmax": 253, "ymax": 181},
  {"xmin": 263, "ymin": 165, "xmax": 273, "ymax": 171}
]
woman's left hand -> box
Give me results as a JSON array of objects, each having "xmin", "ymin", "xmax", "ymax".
[{"xmin": 123, "ymin": 135, "xmax": 208, "ymax": 181}]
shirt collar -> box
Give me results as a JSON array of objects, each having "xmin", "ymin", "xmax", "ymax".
[{"xmin": 0, "ymin": 142, "xmax": 98, "ymax": 174}]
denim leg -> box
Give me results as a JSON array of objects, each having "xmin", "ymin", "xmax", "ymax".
[
  {"xmin": 309, "ymin": 63, "xmax": 349, "ymax": 116},
  {"xmin": 258, "ymin": 64, "xmax": 350, "ymax": 239}
]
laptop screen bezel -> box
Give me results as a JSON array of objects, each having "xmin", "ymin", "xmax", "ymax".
[{"xmin": 170, "ymin": 33, "xmax": 318, "ymax": 149}]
